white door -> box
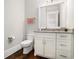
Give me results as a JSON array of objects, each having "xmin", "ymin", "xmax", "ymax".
[
  {"xmin": 44, "ymin": 37, "xmax": 56, "ymax": 58},
  {"xmin": 34, "ymin": 37, "xmax": 44, "ymax": 56}
]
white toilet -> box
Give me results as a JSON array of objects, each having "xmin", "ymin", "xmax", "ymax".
[{"xmin": 21, "ymin": 34, "xmax": 34, "ymax": 54}]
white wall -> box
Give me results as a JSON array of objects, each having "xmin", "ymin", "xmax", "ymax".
[
  {"xmin": 66, "ymin": 0, "xmax": 74, "ymax": 28},
  {"xmin": 4, "ymin": 0, "xmax": 25, "ymax": 57},
  {"xmin": 25, "ymin": 0, "xmax": 38, "ymax": 34}
]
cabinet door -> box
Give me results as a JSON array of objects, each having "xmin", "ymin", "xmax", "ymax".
[
  {"xmin": 34, "ymin": 37, "xmax": 44, "ymax": 56},
  {"xmin": 56, "ymin": 50, "xmax": 71, "ymax": 59},
  {"xmin": 44, "ymin": 37, "xmax": 56, "ymax": 58}
]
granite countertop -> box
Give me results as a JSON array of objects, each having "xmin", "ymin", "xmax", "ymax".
[{"xmin": 34, "ymin": 29, "xmax": 74, "ymax": 34}]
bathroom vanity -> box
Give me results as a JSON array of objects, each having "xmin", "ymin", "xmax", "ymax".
[
  {"xmin": 34, "ymin": 30, "xmax": 74, "ymax": 59},
  {"xmin": 34, "ymin": 0, "xmax": 74, "ymax": 59}
]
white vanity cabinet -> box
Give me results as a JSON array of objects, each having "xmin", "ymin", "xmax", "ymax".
[
  {"xmin": 34, "ymin": 32, "xmax": 74, "ymax": 59},
  {"xmin": 56, "ymin": 33, "xmax": 73, "ymax": 59},
  {"xmin": 34, "ymin": 33, "xmax": 56, "ymax": 58}
]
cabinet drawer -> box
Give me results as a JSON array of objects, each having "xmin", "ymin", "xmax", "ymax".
[
  {"xmin": 57, "ymin": 42, "xmax": 71, "ymax": 50},
  {"xmin": 56, "ymin": 50, "xmax": 71, "ymax": 59},
  {"xmin": 57, "ymin": 53, "xmax": 71, "ymax": 59},
  {"xmin": 57, "ymin": 34, "xmax": 72, "ymax": 39},
  {"xmin": 57, "ymin": 38, "xmax": 71, "ymax": 43},
  {"xmin": 35, "ymin": 33, "xmax": 56, "ymax": 38},
  {"xmin": 57, "ymin": 39, "xmax": 71, "ymax": 45}
]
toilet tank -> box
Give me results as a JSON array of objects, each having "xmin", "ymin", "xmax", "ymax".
[{"xmin": 25, "ymin": 34, "xmax": 34, "ymax": 41}]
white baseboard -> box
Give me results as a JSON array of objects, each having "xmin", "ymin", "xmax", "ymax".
[{"xmin": 4, "ymin": 44, "xmax": 22, "ymax": 58}]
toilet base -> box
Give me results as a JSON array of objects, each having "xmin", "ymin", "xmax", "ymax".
[{"xmin": 23, "ymin": 45, "xmax": 33, "ymax": 54}]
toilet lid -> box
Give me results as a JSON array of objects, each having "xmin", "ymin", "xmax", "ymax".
[{"xmin": 21, "ymin": 40, "xmax": 32, "ymax": 45}]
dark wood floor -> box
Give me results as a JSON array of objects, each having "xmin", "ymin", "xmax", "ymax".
[{"xmin": 5, "ymin": 49, "xmax": 48, "ymax": 59}]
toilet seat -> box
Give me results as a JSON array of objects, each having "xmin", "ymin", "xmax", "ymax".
[{"xmin": 21, "ymin": 40, "xmax": 33, "ymax": 47}]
